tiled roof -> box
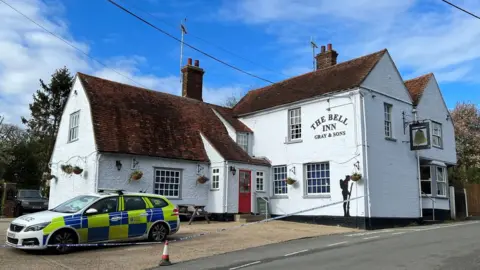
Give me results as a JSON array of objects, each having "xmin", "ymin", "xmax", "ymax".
[
  {"xmin": 404, "ymin": 73, "xmax": 433, "ymax": 106},
  {"xmin": 208, "ymin": 104, "xmax": 252, "ymax": 133},
  {"xmin": 233, "ymin": 49, "xmax": 388, "ymax": 115},
  {"xmin": 77, "ymin": 73, "xmax": 269, "ymax": 166}
]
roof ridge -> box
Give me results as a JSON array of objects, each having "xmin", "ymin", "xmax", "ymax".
[
  {"xmin": 247, "ymin": 48, "xmax": 388, "ymax": 94},
  {"xmin": 77, "ymin": 72, "xmax": 206, "ymax": 105}
]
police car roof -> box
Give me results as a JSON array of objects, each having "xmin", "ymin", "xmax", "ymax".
[{"xmin": 95, "ymin": 190, "xmax": 166, "ymax": 198}]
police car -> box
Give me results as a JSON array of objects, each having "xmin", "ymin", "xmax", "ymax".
[{"xmin": 6, "ymin": 189, "xmax": 180, "ymax": 253}]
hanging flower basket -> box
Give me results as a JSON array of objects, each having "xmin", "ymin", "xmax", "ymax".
[
  {"xmin": 286, "ymin": 177, "xmax": 297, "ymax": 185},
  {"xmin": 73, "ymin": 166, "xmax": 83, "ymax": 175},
  {"xmin": 130, "ymin": 170, "xmax": 143, "ymax": 181},
  {"xmin": 197, "ymin": 175, "xmax": 209, "ymax": 184},
  {"xmin": 351, "ymin": 173, "xmax": 362, "ymax": 181},
  {"xmin": 61, "ymin": 164, "xmax": 73, "ymax": 174}
]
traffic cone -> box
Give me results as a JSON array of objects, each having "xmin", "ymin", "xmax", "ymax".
[{"xmin": 159, "ymin": 240, "xmax": 172, "ymax": 266}]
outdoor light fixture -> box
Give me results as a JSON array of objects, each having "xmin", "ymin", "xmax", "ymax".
[
  {"xmin": 229, "ymin": 166, "xmax": 236, "ymax": 175},
  {"xmin": 115, "ymin": 160, "xmax": 122, "ymax": 171}
]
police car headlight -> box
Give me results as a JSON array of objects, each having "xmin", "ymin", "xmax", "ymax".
[{"xmin": 24, "ymin": 222, "xmax": 51, "ymax": 232}]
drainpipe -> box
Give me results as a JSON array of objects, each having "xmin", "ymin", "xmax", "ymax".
[
  {"xmin": 413, "ymin": 108, "xmax": 423, "ymax": 219},
  {"xmin": 224, "ymin": 160, "xmax": 229, "ymax": 214},
  {"xmin": 94, "ymin": 152, "xmax": 102, "ymax": 193},
  {"xmin": 360, "ymin": 91, "xmax": 372, "ymax": 223}
]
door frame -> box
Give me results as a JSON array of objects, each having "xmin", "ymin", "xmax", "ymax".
[{"xmin": 238, "ymin": 169, "xmax": 252, "ymax": 214}]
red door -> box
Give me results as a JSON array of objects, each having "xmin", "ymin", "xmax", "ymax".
[{"xmin": 238, "ymin": 170, "xmax": 252, "ymax": 213}]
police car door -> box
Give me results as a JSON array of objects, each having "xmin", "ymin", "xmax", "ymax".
[
  {"xmin": 122, "ymin": 196, "xmax": 149, "ymax": 238},
  {"xmin": 83, "ymin": 196, "xmax": 124, "ymax": 242}
]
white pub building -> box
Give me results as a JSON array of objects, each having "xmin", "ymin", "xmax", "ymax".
[{"xmin": 48, "ymin": 44, "xmax": 456, "ymax": 229}]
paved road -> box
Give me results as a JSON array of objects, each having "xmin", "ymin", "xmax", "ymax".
[{"xmin": 160, "ymin": 221, "xmax": 480, "ymax": 270}]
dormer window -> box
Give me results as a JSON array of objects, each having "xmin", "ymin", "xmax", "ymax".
[{"xmin": 237, "ymin": 133, "xmax": 248, "ymax": 152}]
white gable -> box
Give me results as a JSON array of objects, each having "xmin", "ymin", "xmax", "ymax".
[{"xmin": 361, "ymin": 52, "xmax": 413, "ymax": 103}]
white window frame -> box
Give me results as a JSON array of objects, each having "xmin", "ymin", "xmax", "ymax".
[
  {"xmin": 288, "ymin": 107, "xmax": 302, "ymax": 141},
  {"xmin": 273, "ymin": 165, "xmax": 287, "ymax": 196},
  {"xmin": 68, "ymin": 111, "xmax": 80, "ymax": 142},
  {"xmin": 305, "ymin": 162, "xmax": 330, "ymax": 196},
  {"xmin": 436, "ymin": 166, "xmax": 447, "ymax": 197},
  {"xmin": 256, "ymin": 171, "xmax": 265, "ymax": 192},
  {"xmin": 153, "ymin": 168, "xmax": 182, "ymax": 199},
  {"xmin": 420, "ymin": 165, "xmax": 432, "ymax": 196},
  {"xmin": 211, "ymin": 168, "xmax": 220, "ymax": 190},
  {"xmin": 432, "ymin": 121, "xmax": 443, "ymax": 148},
  {"xmin": 237, "ymin": 133, "xmax": 248, "ymax": 152},
  {"xmin": 384, "ymin": 103, "xmax": 393, "ymax": 138}
]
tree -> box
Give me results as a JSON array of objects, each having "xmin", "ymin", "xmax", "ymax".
[
  {"xmin": 449, "ymin": 102, "xmax": 480, "ymax": 186},
  {"xmin": 21, "ymin": 66, "xmax": 74, "ymax": 173}
]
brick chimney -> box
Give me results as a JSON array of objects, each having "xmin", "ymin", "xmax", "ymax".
[
  {"xmin": 181, "ymin": 58, "xmax": 205, "ymax": 101},
  {"xmin": 315, "ymin": 43, "xmax": 338, "ymax": 70}
]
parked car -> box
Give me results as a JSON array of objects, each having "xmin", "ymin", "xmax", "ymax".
[
  {"xmin": 6, "ymin": 189, "xmax": 180, "ymax": 254},
  {"xmin": 14, "ymin": 189, "xmax": 49, "ymax": 216}
]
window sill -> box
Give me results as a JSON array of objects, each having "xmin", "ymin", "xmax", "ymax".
[
  {"xmin": 210, "ymin": 189, "xmax": 220, "ymax": 191},
  {"xmin": 255, "ymin": 191, "xmax": 266, "ymax": 193},
  {"xmin": 271, "ymin": 195, "xmax": 288, "ymax": 199},
  {"xmin": 166, "ymin": 197, "xmax": 182, "ymax": 200},
  {"xmin": 421, "ymin": 195, "xmax": 448, "ymax": 200},
  {"xmin": 432, "ymin": 145, "xmax": 443, "ymax": 149},
  {"xmin": 302, "ymin": 194, "xmax": 331, "ymax": 199},
  {"xmin": 285, "ymin": 139, "xmax": 303, "ymax": 145},
  {"xmin": 67, "ymin": 139, "xmax": 79, "ymax": 143},
  {"xmin": 385, "ymin": 137, "xmax": 397, "ymax": 142}
]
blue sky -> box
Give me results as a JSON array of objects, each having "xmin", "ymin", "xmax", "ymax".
[{"xmin": 0, "ymin": 0, "xmax": 479, "ymax": 124}]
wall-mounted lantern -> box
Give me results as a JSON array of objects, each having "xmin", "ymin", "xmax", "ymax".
[
  {"xmin": 229, "ymin": 165, "xmax": 236, "ymax": 176},
  {"xmin": 115, "ymin": 160, "xmax": 122, "ymax": 171}
]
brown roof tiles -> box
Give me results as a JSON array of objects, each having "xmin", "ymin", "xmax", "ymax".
[
  {"xmin": 404, "ymin": 73, "xmax": 433, "ymax": 106},
  {"xmin": 77, "ymin": 73, "xmax": 269, "ymax": 166},
  {"xmin": 233, "ymin": 49, "xmax": 388, "ymax": 115}
]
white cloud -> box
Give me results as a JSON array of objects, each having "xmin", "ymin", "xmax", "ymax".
[
  {"xmin": 0, "ymin": 0, "xmax": 239, "ymax": 125},
  {"xmin": 219, "ymin": 0, "xmax": 480, "ymax": 84}
]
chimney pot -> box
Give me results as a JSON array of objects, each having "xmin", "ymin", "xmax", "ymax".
[
  {"xmin": 327, "ymin": 44, "xmax": 332, "ymax": 51},
  {"xmin": 321, "ymin": 45, "xmax": 326, "ymax": 53},
  {"xmin": 187, "ymin": 58, "xmax": 192, "ymax": 65},
  {"xmin": 194, "ymin": 59, "xmax": 199, "ymax": 67}
]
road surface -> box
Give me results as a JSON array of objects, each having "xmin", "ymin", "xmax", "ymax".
[{"xmin": 160, "ymin": 221, "xmax": 480, "ymax": 270}]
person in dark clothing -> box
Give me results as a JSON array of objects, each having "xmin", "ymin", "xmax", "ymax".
[{"xmin": 339, "ymin": 175, "xmax": 351, "ymax": 217}]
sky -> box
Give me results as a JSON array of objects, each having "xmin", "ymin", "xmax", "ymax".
[{"xmin": 0, "ymin": 0, "xmax": 479, "ymax": 125}]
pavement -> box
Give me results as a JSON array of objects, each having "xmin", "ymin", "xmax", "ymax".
[
  {"xmin": 160, "ymin": 220, "xmax": 480, "ymax": 270},
  {"xmin": 0, "ymin": 218, "xmax": 356, "ymax": 269}
]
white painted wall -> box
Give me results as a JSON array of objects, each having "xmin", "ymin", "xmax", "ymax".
[
  {"xmin": 49, "ymin": 77, "xmax": 97, "ymax": 208},
  {"xmin": 239, "ymin": 91, "xmax": 366, "ymax": 217},
  {"xmin": 361, "ymin": 54, "xmax": 421, "ymax": 218},
  {"xmin": 415, "ymin": 78, "xmax": 457, "ymax": 165},
  {"xmin": 422, "ymin": 198, "xmax": 450, "ymax": 210},
  {"xmin": 97, "ymin": 154, "xmax": 210, "ymax": 207},
  {"xmin": 211, "ymin": 108, "xmax": 237, "ymax": 142},
  {"xmin": 200, "ymin": 133, "xmax": 225, "ymax": 213}
]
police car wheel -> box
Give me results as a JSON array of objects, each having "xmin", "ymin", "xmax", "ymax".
[
  {"xmin": 149, "ymin": 223, "xmax": 168, "ymax": 242},
  {"xmin": 49, "ymin": 229, "xmax": 77, "ymax": 254}
]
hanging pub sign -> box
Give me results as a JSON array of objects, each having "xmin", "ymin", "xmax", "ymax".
[
  {"xmin": 310, "ymin": 113, "xmax": 348, "ymax": 139},
  {"xmin": 409, "ymin": 122, "xmax": 431, "ymax": 150}
]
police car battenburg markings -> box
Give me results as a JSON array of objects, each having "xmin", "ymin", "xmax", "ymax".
[{"xmin": 5, "ymin": 191, "xmax": 181, "ymax": 253}]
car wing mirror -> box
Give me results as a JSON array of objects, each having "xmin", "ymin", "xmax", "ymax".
[{"xmin": 85, "ymin": 208, "xmax": 98, "ymax": 215}]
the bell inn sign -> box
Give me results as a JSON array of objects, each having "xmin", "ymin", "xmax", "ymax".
[{"xmin": 310, "ymin": 113, "xmax": 348, "ymax": 139}]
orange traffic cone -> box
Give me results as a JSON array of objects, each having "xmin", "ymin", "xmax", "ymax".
[{"xmin": 159, "ymin": 240, "xmax": 172, "ymax": 266}]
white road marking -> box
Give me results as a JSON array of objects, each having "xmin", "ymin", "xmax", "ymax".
[
  {"xmin": 346, "ymin": 229, "xmax": 394, "ymax": 237},
  {"xmin": 284, "ymin": 249, "xmax": 308, "ymax": 256},
  {"xmin": 392, "ymin": 232, "xmax": 405, "ymax": 235},
  {"xmin": 229, "ymin": 261, "xmax": 262, "ymax": 270},
  {"xmin": 363, "ymin": 236, "xmax": 379, "ymax": 240},
  {"xmin": 327, "ymin": 241, "xmax": 348, "ymax": 247}
]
